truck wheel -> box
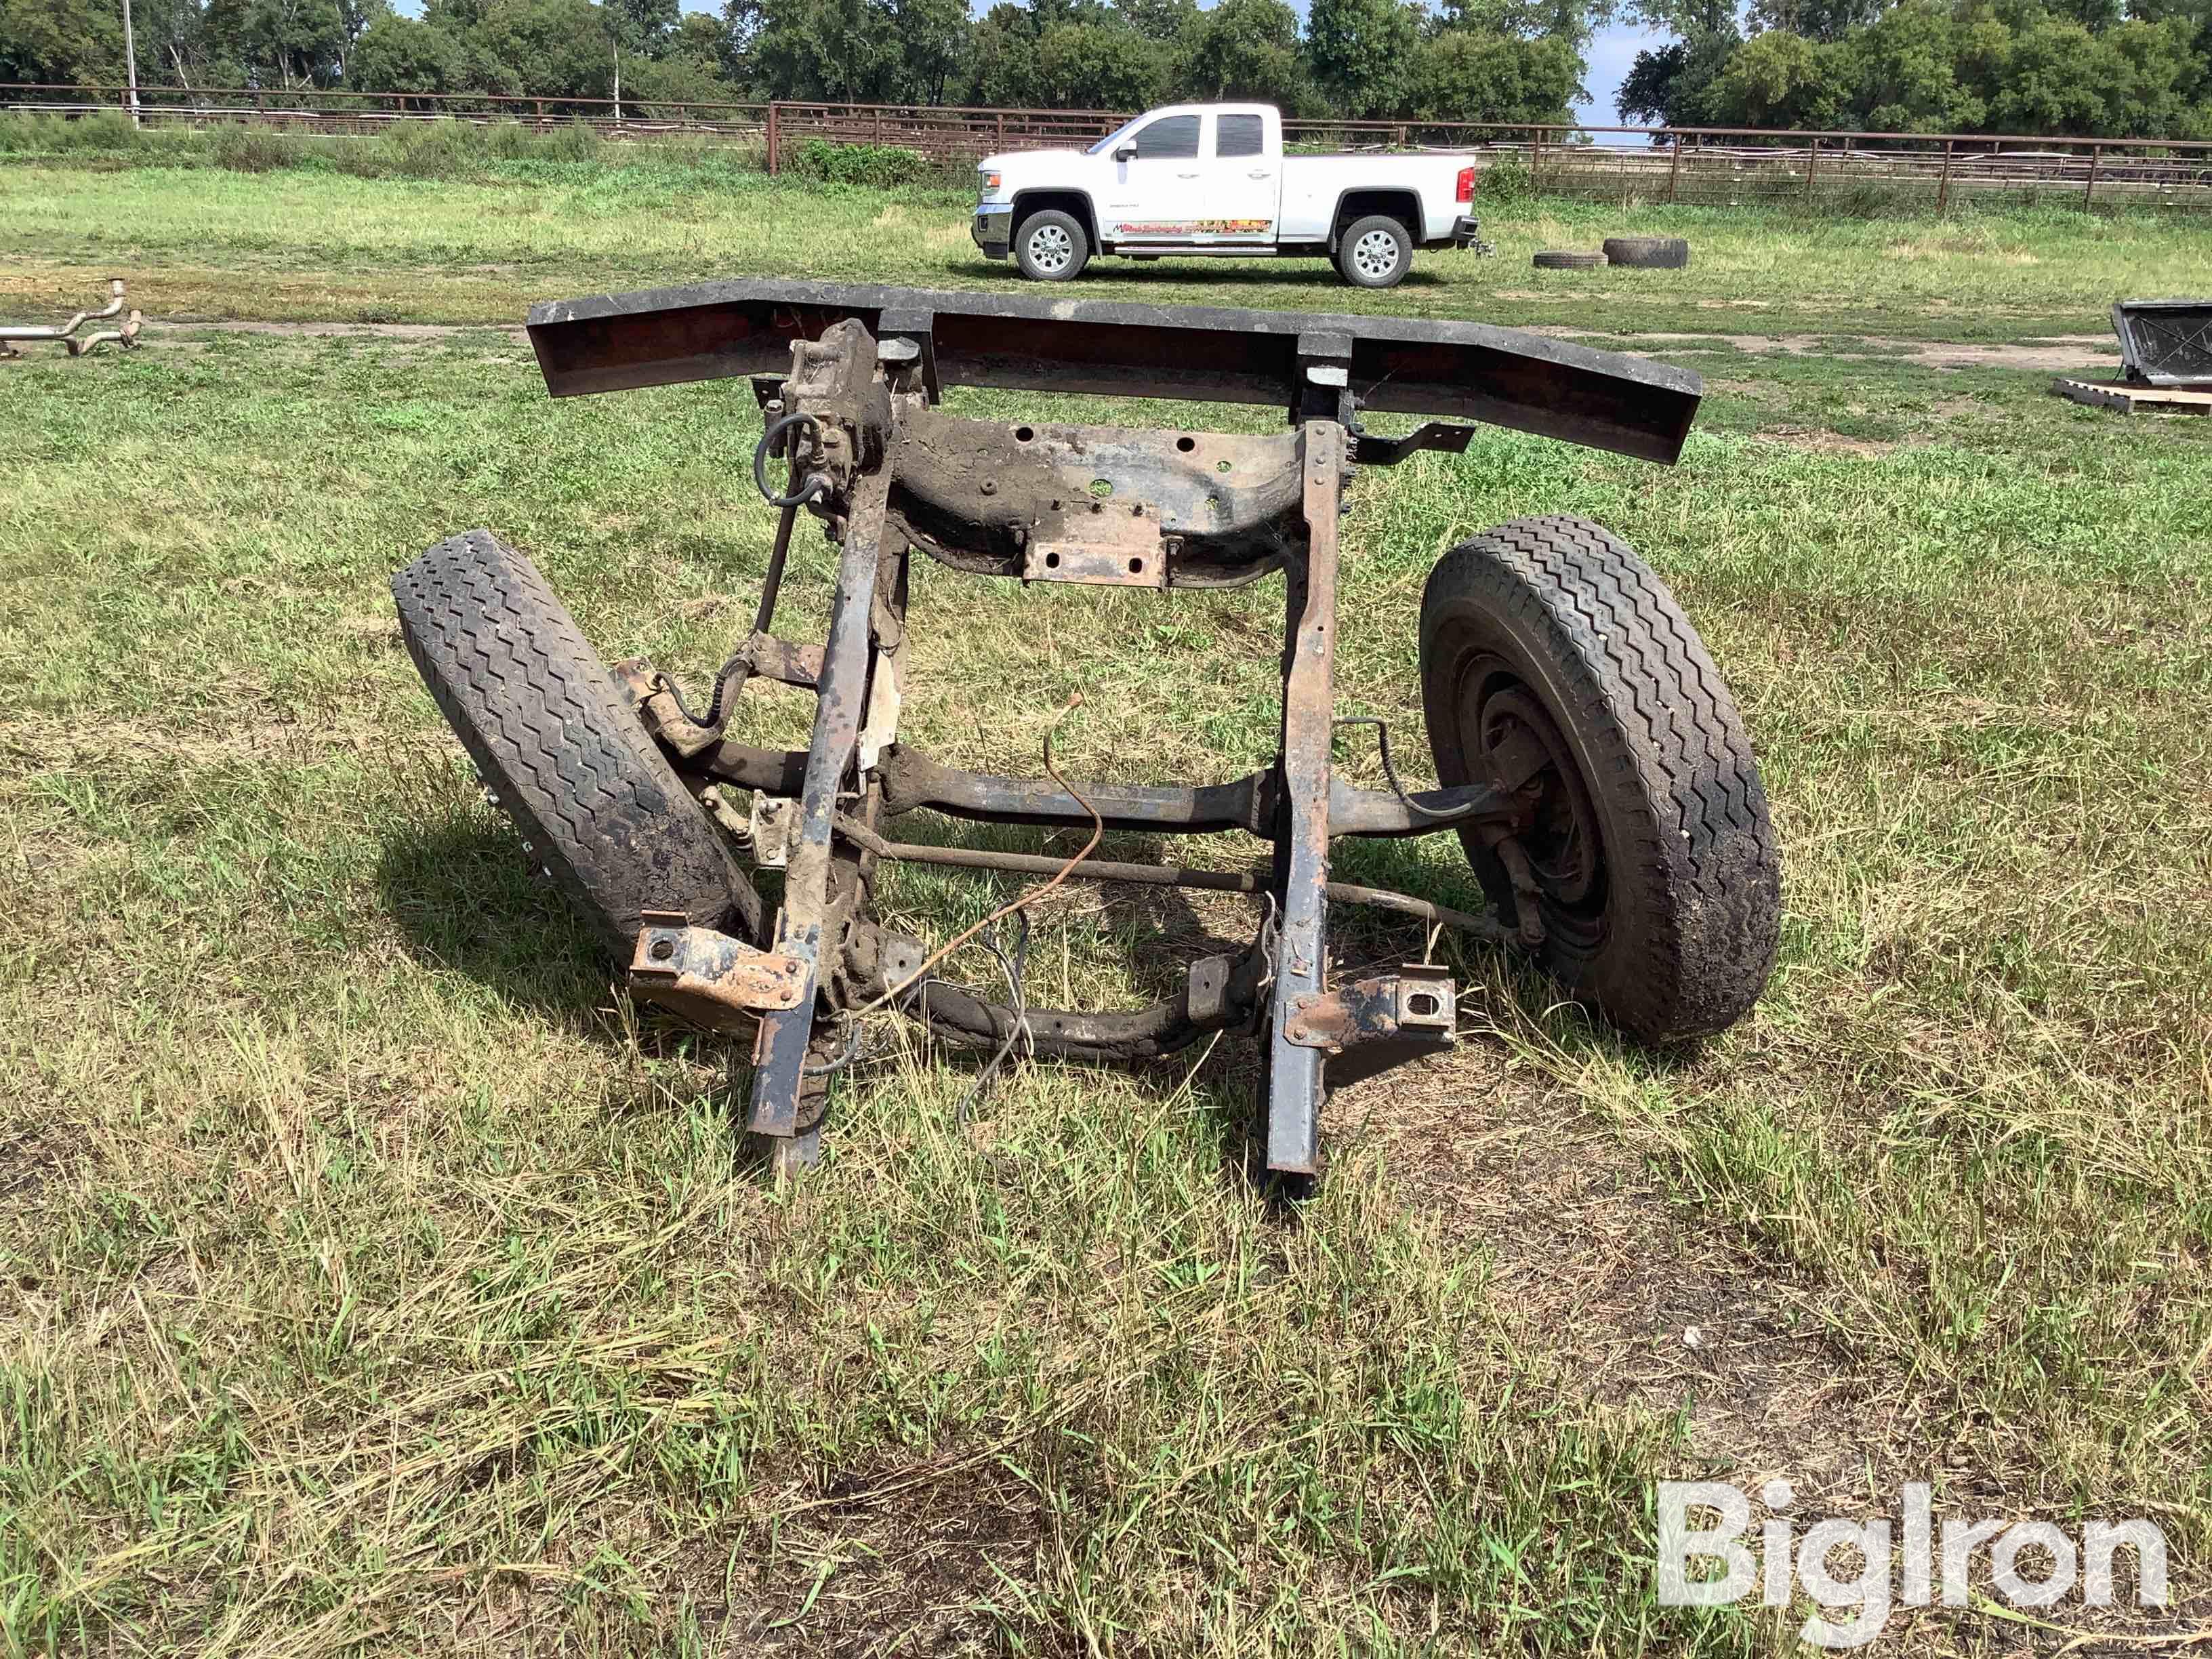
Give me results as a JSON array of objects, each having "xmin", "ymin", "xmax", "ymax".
[
  {"xmin": 1015, "ymin": 210, "xmax": 1089, "ymax": 281},
  {"xmin": 392, "ymin": 529, "xmax": 763, "ymax": 960},
  {"xmin": 1418, "ymin": 516, "xmax": 1780, "ymax": 1043},
  {"xmin": 1336, "ymin": 214, "xmax": 1411, "ymax": 288}
]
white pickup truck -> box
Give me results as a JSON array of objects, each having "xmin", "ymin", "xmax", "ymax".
[{"xmin": 972, "ymin": 102, "xmax": 1486, "ymax": 289}]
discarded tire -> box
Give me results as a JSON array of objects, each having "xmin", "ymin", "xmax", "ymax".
[
  {"xmin": 1418, "ymin": 516, "xmax": 1781, "ymax": 1042},
  {"xmin": 393, "ymin": 529, "xmax": 763, "ymax": 958},
  {"xmin": 1601, "ymin": 235, "xmax": 1691, "ymax": 270},
  {"xmin": 1532, "ymin": 251, "xmax": 1607, "ymax": 270}
]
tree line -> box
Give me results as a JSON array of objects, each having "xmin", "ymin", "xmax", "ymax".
[{"xmin": 3, "ymin": 0, "xmax": 2208, "ymax": 136}]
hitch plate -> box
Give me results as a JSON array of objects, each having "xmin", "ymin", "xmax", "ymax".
[{"xmin": 629, "ymin": 914, "xmax": 808, "ymax": 1032}]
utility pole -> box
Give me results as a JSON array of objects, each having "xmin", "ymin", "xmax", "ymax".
[{"xmin": 120, "ymin": 0, "xmax": 142, "ymax": 127}]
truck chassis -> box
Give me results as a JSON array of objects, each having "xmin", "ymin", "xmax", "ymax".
[{"xmin": 394, "ymin": 281, "xmax": 1780, "ymax": 1179}]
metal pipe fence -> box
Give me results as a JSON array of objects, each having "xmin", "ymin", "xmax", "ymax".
[{"xmin": 9, "ymin": 85, "xmax": 2212, "ymax": 211}]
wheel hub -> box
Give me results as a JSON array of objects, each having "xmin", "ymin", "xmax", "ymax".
[
  {"xmin": 1029, "ymin": 225, "xmax": 1072, "ymax": 272},
  {"xmin": 1473, "ymin": 682, "xmax": 1601, "ymax": 909},
  {"xmin": 1353, "ymin": 230, "xmax": 1397, "ymax": 278}
]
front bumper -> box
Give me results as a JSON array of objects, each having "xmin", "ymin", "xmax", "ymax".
[{"xmin": 972, "ymin": 207, "xmax": 1012, "ymax": 260}]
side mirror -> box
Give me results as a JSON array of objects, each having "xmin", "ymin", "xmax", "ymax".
[{"xmin": 1113, "ymin": 144, "xmax": 1137, "ymax": 162}]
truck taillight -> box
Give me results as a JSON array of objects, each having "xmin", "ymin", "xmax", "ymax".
[{"xmin": 1456, "ymin": 166, "xmax": 1475, "ymax": 204}]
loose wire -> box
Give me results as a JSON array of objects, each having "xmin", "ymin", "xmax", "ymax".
[{"xmin": 1332, "ymin": 715, "xmax": 1464, "ymax": 819}]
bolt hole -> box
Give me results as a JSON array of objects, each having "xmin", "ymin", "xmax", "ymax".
[
  {"xmin": 1176, "ymin": 435, "xmax": 1195, "ymax": 452},
  {"xmin": 649, "ymin": 938, "xmax": 676, "ymax": 962},
  {"xmin": 1044, "ymin": 552, "xmax": 1061, "ymax": 569},
  {"xmin": 1408, "ymin": 992, "xmax": 1439, "ymax": 1017},
  {"xmin": 1015, "ymin": 426, "xmax": 1034, "ymax": 442},
  {"xmin": 1128, "ymin": 558, "xmax": 1143, "ymax": 573},
  {"xmin": 1215, "ymin": 459, "xmax": 1232, "ymax": 473},
  {"xmin": 1090, "ymin": 478, "xmax": 1113, "ymax": 496}
]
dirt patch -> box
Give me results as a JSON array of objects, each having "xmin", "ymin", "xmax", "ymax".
[
  {"xmin": 1343, "ymin": 1043, "xmax": 1917, "ymax": 1509},
  {"xmin": 1754, "ymin": 428, "xmax": 1898, "ymax": 457}
]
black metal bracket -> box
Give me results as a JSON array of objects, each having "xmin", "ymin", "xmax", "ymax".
[{"xmin": 1350, "ymin": 422, "xmax": 1479, "ymax": 467}]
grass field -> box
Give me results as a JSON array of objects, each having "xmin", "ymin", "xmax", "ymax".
[{"xmin": 3, "ymin": 147, "xmax": 2211, "ymax": 1655}]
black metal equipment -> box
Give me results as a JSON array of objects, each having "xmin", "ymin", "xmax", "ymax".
[
  {"xmin": 2110, "ymin": 299, "xmax": 2212, "ymax": 388},
  {"xmin": 411, "ymin": 279, "xmax": 1716, "ymax": 1179}
]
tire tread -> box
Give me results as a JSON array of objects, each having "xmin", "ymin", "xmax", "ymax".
[{"xmin": 391, "ymin": 529, "xmax": 759, "ymax": 957}]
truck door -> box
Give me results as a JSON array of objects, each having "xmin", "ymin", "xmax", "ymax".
[
  {"xmin": 1197, "ymin": 111, "xmax": 1278, "ymax": 244},
  {"xmin": 1102, "ymin": 112, "xmax": 1206, "ymax": 243}
]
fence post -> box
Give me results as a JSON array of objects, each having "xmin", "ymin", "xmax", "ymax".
[
  {"xmin": 2085, "ymin": 143, "xmax": 2101, "ymax": 209},
  {"xmin": 996, "ymin": 111, "xmax": 1004, "ymax": 148},
  {"xmin": 1937, "ymin": 138, "xmax": 1953, "ymax": 213},
  {"xmin": 1668, "ymin": 133, "xmax": 1681, "ymax": 203},
  {"xmin": 766, "ymin": 101, "xmax": 781, "ymax": 174},
  {"xmin": 1805, "ymin": 137, "xmax": 1818, "ymax": 201},
  {"xmin": 1530, "ymin": 127, "xmax": 1542, "ymax": 197}
]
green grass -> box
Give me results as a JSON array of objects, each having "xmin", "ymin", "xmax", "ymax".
[
  {"xmin": 3, "ymin": 130, "xmax": 2210, "ymax": 340},
  {"xmin": 2, "ymin": 163, "xmax": 2210, "ymax": 1654}
]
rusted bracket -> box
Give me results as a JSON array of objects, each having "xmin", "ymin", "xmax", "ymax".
[
  {"xmin": 1349, "ymin": 422, "xmax": 1477, "ymax": 467},
  {"xmin": 628, "ymin": 913, "xmax": 808, "ymax": 1033},
  {"xmin": 1282, "ymin": 964, "xmax": 1458, "ymax": 1052}
]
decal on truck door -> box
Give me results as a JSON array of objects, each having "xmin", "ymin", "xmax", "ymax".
[{"xmin": 1112, "ymin": 219, "xmax": 1273, "ymax": 237}]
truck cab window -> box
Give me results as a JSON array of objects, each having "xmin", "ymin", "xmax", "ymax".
[
  {"xmin": 1132, "ymin": 115, "xmax": 1200, "ymax": 161},
  {"xmin": 1216, "ymin": 115, "xmax": 1264, "ymax": 159}
]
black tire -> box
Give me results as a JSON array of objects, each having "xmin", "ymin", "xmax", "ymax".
[
  {"xmin": 1336, "ymin": 213, "xmax": 1413, "ymax": 288},
  {"xmin": 1601, "ymin": 235, "xmax": 1690, "ymax": 270},
  {"xmin": 392, "ymin": 529, "xmax": 762, "ymax": 959},
  {"xmin": 1532, "ymin": 250, "xmax": 1607, "ymax": 270},
  {"xmin": 1418, "ymin": 516, "xmax": 1780, "ymax": 1042},
  {"xmin": 1014, "ymin": 209, "xmax": 1089, "ymax": 281}
]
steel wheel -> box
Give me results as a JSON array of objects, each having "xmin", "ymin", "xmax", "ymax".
[
  {"xmin": 1418, "ymin": 516, "xmax": 1781, "ymax": 1042},
  {"xmin": 1028, "ymin": 224, "xmax": 1073, "ymax": 272},
  {"xmin": 1353, "ymin": 230, "xmax": 1398, "ymax": 279}
]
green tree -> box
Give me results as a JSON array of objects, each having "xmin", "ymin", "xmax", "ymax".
[
  {"xmin": 746, "ymin": 0, "xmax": 900, "ymax": 99},
  {"xmin": 1747, "ymin": 0, "xmax": 1890, "ymax": 41},
  {"xmin": 1407, "ymin": 28, "xmax": 1582, "ymax": 119},
  {"xmin": 349, "ymin": 10, "xmax": 466, "ymax": 92},
  {"xmin": 1113, "ymin": 0, "xmax": 1193, "ymax": 43},
  {"xmin": 604, "ymin": 0, "xmax": 677, "ymax": 58},
  {"xmin": 1841, "ymin": 0, "xmax": 1988, "ymax": 129},
  {"xmin": 1033, "ymin": 18, "xmax": 1162, "ymax": 106},
  {"xmin": 958, "ymin": 2, "xmax": 1044, "ymax": 101},
  {"xmin": 1305, "ymin": 0, "xmax": 1420, "ymax": 116},
  {"xmin": 1704, "ymin": 26, "xmax": 1850, "ymax": 121},
  {"xmin": 1179, "ymin": 0, "xmax": 1308, "ymax": 105},
  {"xmin": 1436, "ymin": 0, "xmax": 1616, "ymax": 50},
  {"xmin": 0, "ymin": 0, "xmax": 125, "ymax": 82},
  {"xmin": 891, "ymin": 0, "xmax": 967, "ymax": 99},
  {"xmin": 1616, "ymin": 26, "xmax": 1738, "ymax": 121}
]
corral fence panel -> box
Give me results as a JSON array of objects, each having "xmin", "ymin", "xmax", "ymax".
[{"xmin": 7, "ymin": 85, "xmax": 2211, "ymax": 212}]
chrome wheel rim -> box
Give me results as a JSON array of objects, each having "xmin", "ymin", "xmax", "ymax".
[
  {"xmin": 1353, "ymin": 228, "xmax": 1399, "ymax": 279},
  {"xmin": 1027, "ymin": 224, "xmax": 1074, "ymax": 273}
]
